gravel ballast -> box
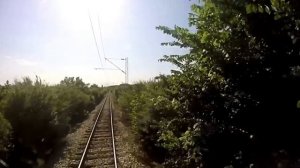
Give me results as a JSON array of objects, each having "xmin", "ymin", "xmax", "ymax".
[{"xmin": 50, "ymin": 97, "xmax": 150, "ymax": 168}]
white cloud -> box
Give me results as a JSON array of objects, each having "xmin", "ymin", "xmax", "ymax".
[
  {"xmin": 4, "ymin": 56, "xmax": 38, "ymax": 66},
  {"xmin": 14, "ymin": 58, "xmax": 38, "ymax": 66}
]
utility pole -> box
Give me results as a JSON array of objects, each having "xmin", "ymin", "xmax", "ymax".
[
  {"xmin": 121, "ymin": 57, "xmax": 128, "ymax": 84},
  {"xmin": 126, "ymin": 57, "xmax": 128, "ymax": 84}
]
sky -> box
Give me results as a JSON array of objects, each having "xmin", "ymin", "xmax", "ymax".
[{"xmin": 0, "ymin": 0, "xmax": 196, "ymax": 86}]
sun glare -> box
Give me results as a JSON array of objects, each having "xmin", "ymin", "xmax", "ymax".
[
  {"xmin": 88, "ymin": 0, "xmax": 125, "ymax": 32},
  {"xmin": 56, "ymin": 0, "xmax": 125, "ymax": 32}
]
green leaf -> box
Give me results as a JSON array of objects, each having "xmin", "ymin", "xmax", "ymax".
[
  {"xmin": 258, "ymin": 5, "xmax": 264, "ymax": 13},
  {"xmin": 264, "ymin": 5, "xmax": 271, "ymax": 14}
]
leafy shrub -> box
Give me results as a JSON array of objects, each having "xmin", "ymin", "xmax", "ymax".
[
  {"xmin": 156, "ymin": 0, "xmax": 300, "ymax": 167},
  {"xmin": 0, "ymin": 77, "xmax": 105, "ymax": 167},
  {"xmin": 116, "ymin": 81, "xmax": 170, "ymax": 163},
  {"xmin": 52, "ymin": 86, "xmax": 90, "ymax": 125},
  {"xmin": 116, "ymin": 0, "xmax": 300, "ymax": 167},
  {"xmin": 0, "ymin": 112, "xmax": 11, "ymax": 153}
]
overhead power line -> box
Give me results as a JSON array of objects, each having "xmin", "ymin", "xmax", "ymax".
[
  {"xmin": 97, "ymin": 15, "xmax": 106, "ymax": 59},
  {"xmin": 88, "ymin": 11, "xmax": 103, "ymax": 66},
  {"xmin": 92, "ymin": 11, "xmax": 129, "ymax": 84}
]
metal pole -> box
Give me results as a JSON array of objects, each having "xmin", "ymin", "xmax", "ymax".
[
  {"xmin": 126, "ymin": 57, "xmax": 128, "ymax": 84},
  {"xmin": 124, "ymin": 58, "xmax": 126, "ymax": 84}
]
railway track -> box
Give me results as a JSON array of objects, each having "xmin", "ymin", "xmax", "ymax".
[{"xmin": 69, "ymin": 95, "xmax": 118, "ymax": 168}]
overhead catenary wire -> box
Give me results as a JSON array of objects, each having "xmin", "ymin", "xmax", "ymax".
[
  {"xmin": 97, "ymin": 15, "xmax": 106, "ymax": 60},
  {"xmin": 88, "ymin": 10, "xmax": 103, "ymax": 66},
  {"xmin": 96, "ymin": 12, "xmax": 125, "ymax": 75},
  {"xmin": 93, "ymin": 10, "xmax": 129, "ymax": 84}
]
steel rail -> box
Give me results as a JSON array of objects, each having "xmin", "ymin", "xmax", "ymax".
[
  {"xmin": 110, "ymin": 97, "xmax": 118, "ymax": 168},
  {"xmin": 77, "ymin": 96, "xmax": 107, "ymax": 168}
]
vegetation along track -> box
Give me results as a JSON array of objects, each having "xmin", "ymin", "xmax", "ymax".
[{"xmin": 69, "ymin": 94, "xmax": 118, "ymax": 168}]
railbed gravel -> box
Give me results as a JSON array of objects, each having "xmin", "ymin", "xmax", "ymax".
[{"xmin": 52, "ymin": 98, "xmax": 150, "ymax": 168}]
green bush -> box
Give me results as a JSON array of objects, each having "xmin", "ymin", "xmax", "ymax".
[
  {"xmin": 116, "ymin": 80, "xmax": 170, "ymax": 163},
  {"xmin": 52, "ymin": 86, "xmax": 90, "ymax": 125},
  {"xmin": 116, "ymin": 0, "xmax": 300, "ymax": 167},
  {"xmin": 0, "ymin": 112, "xmax": 11, "ymax": 153},
  {"xmin": 0, "ymin": 77, "xmax": 106, "ymax": 167}
]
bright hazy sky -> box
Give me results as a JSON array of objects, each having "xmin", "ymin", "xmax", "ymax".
[{"xmin": 0, "ymin": 0, "xmax": 196, "ymax": 86}]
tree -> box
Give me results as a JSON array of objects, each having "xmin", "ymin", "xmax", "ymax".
[
  {"xmin": 60, "ymin": 77, "xmax": 88, "ymax": 89},
  {"xmin": 157, "ymin": 0, "xmax": 300, "ymax": 167}
]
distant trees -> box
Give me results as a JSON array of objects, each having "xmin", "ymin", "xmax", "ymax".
[
  {"xmin": 117, "ymin": 0, "xmax": 300, "ymax": 167},
  {"xmin": 60, "ymin": 77, "xmax": 88, "ymax": 89},
  {"xmin": 0, "ymin": 77, "xmax": 105, "ymax": 167}
]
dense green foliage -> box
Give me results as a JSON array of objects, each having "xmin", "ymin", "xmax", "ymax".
[
  {"xmin": 116, "ymin": 0, "xmax": 300, "ymax": 167},
  {"xmin": 115, "ymin": 81, "xmax": 170, "ymax": 162},
  {"xmin": 0, "ymin": 77, "xmax": 105, "ymax": 167}
]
